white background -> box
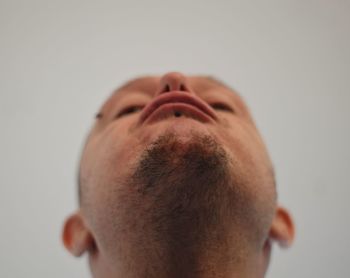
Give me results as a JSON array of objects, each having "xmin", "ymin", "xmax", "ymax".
[{"xmin": 1, "ymin": 1, "xmax": 349, "ymax": 277}]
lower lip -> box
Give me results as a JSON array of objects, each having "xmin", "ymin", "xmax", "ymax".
[{"xmin": 144, "ymin": 103, "xmax": 214, "ymax": 124}]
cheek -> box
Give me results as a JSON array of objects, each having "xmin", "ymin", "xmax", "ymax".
[
  {"xmin": 81, "ymin": 119, "xmax": 144, "ymax": 210},
  {"xmin": 99, "ymin": 118, "xmax": 143, "ymax": 161},
  {"xmin": 81, "ymin": 132, "xmax": 143, "ymax": 255}
]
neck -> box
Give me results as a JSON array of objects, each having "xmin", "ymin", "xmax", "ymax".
[{"xmin": 90, "ymin": 234, "xmax": 268, "ymax": 278}]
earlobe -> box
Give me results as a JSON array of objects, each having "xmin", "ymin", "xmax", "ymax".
[
  {"xmin": 269, "ymin": 206, "xmax": 295, "ymax": 248},
  {"xmin": 62, "ymin": 211, "xmax": 95, "ymax": 257}
]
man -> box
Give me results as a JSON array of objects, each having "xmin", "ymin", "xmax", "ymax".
[{"xmin": 62, "ymin": 72, "xmax": 295, "ymax": 278}]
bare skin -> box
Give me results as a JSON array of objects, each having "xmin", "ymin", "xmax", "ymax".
[{"xmin": 63, "ymin": 72, "xmax": 295, "ymax": 278}]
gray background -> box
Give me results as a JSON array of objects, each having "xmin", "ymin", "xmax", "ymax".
[{"xmin": 1, "ymin": 0, "xmax": 349, "ymax": 277}]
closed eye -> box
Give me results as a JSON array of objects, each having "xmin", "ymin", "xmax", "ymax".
[
  {"xmin": 115, "ymin": 105, "xmax": 144, "ymax": 118},
  {"xmin": 210, "ymin": 103, "xmax": 235, "ymax": 113}
]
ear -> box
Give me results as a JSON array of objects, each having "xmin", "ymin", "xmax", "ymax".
[
  {"xmin": 62, "ymin": 211, "xmax": 95, "ymax": 257},
  {"xmin": 269, "ymin": 206, "xmax": 295, "ymax": 248}
]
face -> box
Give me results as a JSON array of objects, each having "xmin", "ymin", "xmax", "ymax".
[{"xmin": 64, "ymin": 72, "xmax": 294, "ymax": 277}]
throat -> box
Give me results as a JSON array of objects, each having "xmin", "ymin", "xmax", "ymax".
[{"xmin": 120, "ymin": 222, "xmax": 255, "ymax": 278}]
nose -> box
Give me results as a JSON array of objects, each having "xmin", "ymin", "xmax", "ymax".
[{"xmin": 156, "ymin": 72, "xmax": 193, "ymax": 96}]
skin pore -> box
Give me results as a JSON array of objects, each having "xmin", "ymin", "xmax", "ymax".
[{"xmin": 63, "ymin": 72, "xmax": 295, "ymax": 278}]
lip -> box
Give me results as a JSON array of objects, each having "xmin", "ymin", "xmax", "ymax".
[{"xmin": 139, "ymin": 92, "xmax": 218, "ymax": 124}]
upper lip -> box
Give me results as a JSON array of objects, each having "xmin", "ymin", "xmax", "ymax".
[{"xmin": 139, "ymin": 92, "xmax": 218, "ymax": 124}]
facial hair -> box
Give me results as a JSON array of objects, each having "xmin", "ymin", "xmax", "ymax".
[{"xmin": 115, "ymin": 130, "xmax": 262, "ymax": 277}]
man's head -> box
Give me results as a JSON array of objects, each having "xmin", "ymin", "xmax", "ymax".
[{"xmin": 63, "ymin": 72, "xmax": 294, "ymax": 278}]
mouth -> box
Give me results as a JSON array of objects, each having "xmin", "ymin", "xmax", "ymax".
[{"xmin": 139, "ymin": 92, "xmax": 218, "ymax": 125}]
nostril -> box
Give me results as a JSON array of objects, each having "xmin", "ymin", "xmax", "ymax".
[
  {"xmin": 157, "ymin": 72, "xmax": 192, "ymax": 95},
  {"xmin": 164, "ymin": 84, "xmax": 170, "ymax": 92},
  {"xmin": 160, "ymin": 84, "xmax": 171, "ymax": 93},
  {"xmin": 179, "ymin": 84, "xmax": 186, "ymax": 91},
  {"xmin": 161, "ymin": 83, "xmax": 186, "ymax": 93}
]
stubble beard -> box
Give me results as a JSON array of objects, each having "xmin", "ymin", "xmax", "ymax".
[{"xmin": 113, "ymin": 130, "xmax": 261, "ymax": 277}]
